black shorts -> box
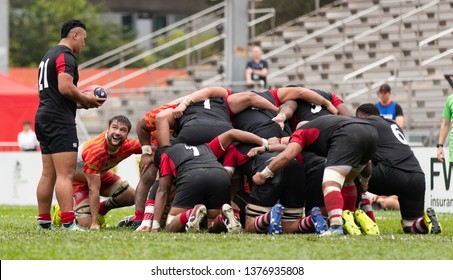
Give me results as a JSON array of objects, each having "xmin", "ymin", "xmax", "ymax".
[
  {"xmin": 249, "ymin": 158, "xmax": 306, "ymax": 208},
  {"xmin": 173, "ymin": 118, "xmax": 233, "ymax": 146},
  {"xmin": 35, "ymin": 122, "xmax": 78, "ymax": 154},
  {"xmin": 326, "ymin": 124, "xmax": 378, "ymax": 167},
  {"xmin": 172, "ymin": 168, "xmax": 230, "ymax": 210},
  {"xmin": 368, "ymin": 163, "xmax": 425, "ymax": 219}
]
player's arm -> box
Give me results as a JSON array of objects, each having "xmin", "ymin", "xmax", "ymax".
[
  {"xmin": 438, "ymin": 117, "xmax": 451, "ymax": 162},
  {"xmin": 227, "ymin": 92, "xmax": 278, "ymax": 114},
  {"xmin": 252, "ymin": 142, "xmax": 302, "ymax": 185},
  {"xmin": 173, "ymin": 87, "xmax": 230, "ymax": 118},
  {"xmin": 155, "ymin": 108, "xmax": 177, "ymax": 147},
  {"xmin": 395, "ymin": 103, "xmax": 405, "ymax": 129},
  {"xmin": 247, "ymin": 143, "xmax": 288, "ymax": 158},
  {"xmin": 217, "ymin": 129, "xmax": 267, "ymax": 152},
  {"xmin": 278, "ymin": 87, "xmax": 338, "ymax": 115},
  {"xmin": 273, "ymin": 100, "xmax": 297, "ymax": 129},
  {"xmin": 58, "ymin": 73, "xmax": 104, "ymax": 108},
  {"xmin": 151, "ymin": 174, "xmax": 172, "ymax": 232},
  {"xmin": 136, "ymin": 117, "xmax": 154, "ymax": 175},
  {"xmin": 84, "ymin": 173, "xmax": 102, "ymax": 230}
]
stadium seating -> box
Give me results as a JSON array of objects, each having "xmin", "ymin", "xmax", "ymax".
[{"xmin": 80, "ymin": 0, "xmax": 453, "ymax": 146}]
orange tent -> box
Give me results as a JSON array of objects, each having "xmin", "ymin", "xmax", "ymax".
[{"xmin": 0, "ymin": 73, "xmax": 39, "ymax": 147}]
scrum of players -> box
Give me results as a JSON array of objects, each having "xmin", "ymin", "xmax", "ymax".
[{"xmin": 53, "ymin": 85, "xmax": 442, "ymax": 236}]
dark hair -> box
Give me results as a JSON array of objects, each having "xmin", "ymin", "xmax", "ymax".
[
  {"xmin": 23, "ymin": 120, "xmax": 32, "ymax": 126},
  {"xmin": 154, "ymin": 145, "xmax": 170, "ymax": 169},
  {"xmin": 109, "ymin": 115, "xmax": 132, "ymax": 132},
  {"xmin": 61, "ymin": 19, "xmax": 86, "ymax": 39},
  {"xmin": 356, "ymin": 103, "xmax": 380, "ymax": 117},
  {"xmin": 378, "ymin": 84, "xmax": 391, "ymax": 94}
]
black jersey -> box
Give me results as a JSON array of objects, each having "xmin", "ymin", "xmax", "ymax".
[
  {"xmin": 36, "ymin": 45, "xmax": 79, "ymax": 125},
  {"xmin": 177, "ymin": 97, "xmax": 230, "ymax": 129},
  {"xmin": 290, "ymin": 115, "xmax": 374, "ymax": 157},
  {"xmin": 234, "ymin": 91, "xmax": 292, "ymax": 138},
  {"xmin": 364, "ymin": 116, "xmax": 424, "ymax": 173},
  {"xmin": 292, "ymin": 89, "xmax": 343, "ymax": 129}
]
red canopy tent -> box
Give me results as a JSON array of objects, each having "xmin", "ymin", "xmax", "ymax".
[{"xmin": 0, "ymin": 73, "xmax": 39, "ymax": 150}]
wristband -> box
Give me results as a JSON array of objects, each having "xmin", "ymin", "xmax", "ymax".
[
  {"xmin": 141, "ymin": 145, "xmax": 153, "ymax": 155},
  {"xmin": 260, "ymin": 166, "xmax": 274, "ymax": 179},
  {"xmin": 265, "ymin": 145, "xmax": 270, "ymax": 152},
  {"xmin": 437, "ymin": 144, "xmax": 444, "ymax": 148},
  {"xmin": 261, "ymin": 138, "xmax": 269, "ymax": 147},
  {"xmin": 151, "ymin": 220, "xmax": 161, "ymax": 230}
]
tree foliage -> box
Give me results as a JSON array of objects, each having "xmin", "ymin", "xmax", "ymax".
[{"xmin": 9, "ymin": 0, "xmax": 135, "ymax": 67}]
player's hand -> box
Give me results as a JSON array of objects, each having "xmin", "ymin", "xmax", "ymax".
[
  {"xmin": 271, "ymin": 115, "xmax": 285, "ymax": 130},
  {"xmin": 173, "ymin": 103, "xmax": 187, "ymax": 119},
  {"xmin": 81, "ymin": 91, "xmax": 106, "ymax": 109},
  {"xmin": 90, "ymin": 223, "xmax": 100, "ymax": 230},
  {"xmin": 247, "ymin": 146, "xmax": 264, "ymax": 158},
  {"xmin": 437, "ymin": 147, "xmax": 445, "ymax": 163},
  {"xmin": 268, "ymin": 137, "xmax": 280, "ymax": 145},
  {"xmin": 252, "ymin": 172, "xmax": 266, "ymax": 185},
  {"xmin": 324, "ymin": 101, "xmax": 338, "ymax": 115},
  {"xmin": 139, "ymin": 154, "xmax": 154, "ymax": 175}
]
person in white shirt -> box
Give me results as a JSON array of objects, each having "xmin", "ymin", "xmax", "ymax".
[{"xmin": 18, "ymin": 120, "xmax": 39, "ymax": 151}]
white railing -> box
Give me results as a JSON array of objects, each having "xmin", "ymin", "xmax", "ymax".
[
  {"xmin": 419, "ymin": 26, "xmax": 453, "ymax": 67},
  {"xmin": 78, "ymin": 1, "xmax": 226, "ymax": 71},
  {"xmin": 343, "ymin": 55, "xmax": 396, "ymax": 81}
]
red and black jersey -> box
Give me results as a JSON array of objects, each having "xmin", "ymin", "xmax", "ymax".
[
  {"xmin": 178, "ymin": 96, "xmax": 231, "ymax": 130},
  {"xmin": 36, "ymin": 45, "xmax": 79, "ymax": 125},
  {"xmin": 234, "ymin": 90, "xmax": 292, "ymax": 138},
  {"xmin": 224, "ymin": 143, "xmax": 280, "ymax": 178},
  {"xmin": 290, "ymin": 115, "xmax": 372, "ymax": 157},
  {"xmin": 364, "ymin": 116, "xmax": 423, "ymax": 173},
  {"xmin": 159, "ymin": 137, "xmax": 227, "ymax": 182},
  {"xmin": 291, "ymin": 89, "xmax": 343, "ymax": 130}
]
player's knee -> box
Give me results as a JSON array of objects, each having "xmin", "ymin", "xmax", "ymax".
[{"xmin": 322, "ymin": 167, "xmax": 347, "ymax": 191}]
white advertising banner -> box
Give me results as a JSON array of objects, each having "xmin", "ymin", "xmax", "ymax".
[
  {"xmin": 0, "ymin": 152, "xmax": 141, "ymax": 206},
  {"xmin": 1, "ymin": 149, "xmax": 452, "ymax": 213}
]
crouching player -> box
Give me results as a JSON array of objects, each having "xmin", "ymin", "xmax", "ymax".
[{"xmin": 53, "ymin": 115, "xmax": 141, "ymax": 230}]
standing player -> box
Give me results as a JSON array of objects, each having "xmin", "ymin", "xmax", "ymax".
[
  {"xmin": 35, "ymin": 19, "xmax": 104, "ymax": 230},
  {"xmin": 356, "ymin": 103, "xmax": 442, "ymax": 234},
  {"xmin": 252, "ymin": 115, "xmax": 378, "ymax": 235}
]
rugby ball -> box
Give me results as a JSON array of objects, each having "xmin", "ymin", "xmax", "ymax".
[{"xmin": 82, "ymin": 85, "xmax": 108, "ymax": 104}]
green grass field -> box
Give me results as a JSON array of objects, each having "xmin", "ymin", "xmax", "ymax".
[{"xmin": 1, "ymin": 205, "xmax": 452, "ymax": 260}]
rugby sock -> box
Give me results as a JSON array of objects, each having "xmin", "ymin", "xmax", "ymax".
[
  {"xmin": 254, "ymin": 211, "xmax": 271, "ymax": 232},
  {"xmin": 324, "ymin": 190, "xmax": 344, "ymax": 226},
  {"xmin": 179, "ymin": 209, "xmax": 194, "ymax": 225},
  {"xmin": 98, "ymin": 201, "xmax": 108, "ymax": 216},
  {"xmin": 411, "ymin": 217, "xmax": 429, "ymax": 234},
  {"xmin": 234, "ymin": 209, "xmax": 240, "ymax": 221},
  {"xmin": 341, "ymin": 183, "xmax": 357, "ymax": 212},
  {"xmin": 60, "ymin": 211, "xmax": 75, "ymax": 228},
  {"xmin": 143, "ymin": 199, "xmax": 155, "ymax": 221},
  {"xmin": 38, "ymin": 214, "xmax": 51, "ymax": 229},
  {"xmin": 134, "ymin": 210, "xmax": 144, "ymax": 226},
  {"xmin": 360, "ymin": 192, "xmax": 376, "ymax": 222},
  {"xmin": 297, "ymin": 216, "xmax": 314, "ymax": 233}
]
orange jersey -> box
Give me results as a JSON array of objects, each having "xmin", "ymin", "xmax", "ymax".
[
  {"xmin": 78, "ymin": 132, "xmax": 141, "ymax": 175},
  {"xmin": 143, "ymin": 103, "xmax": 178, "ymax": 147}
]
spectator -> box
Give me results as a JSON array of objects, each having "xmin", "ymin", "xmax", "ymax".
[
  {"xmin": 245, "ymin": 45, "xmax": 269, "ymax": 88},
  {"xmin": 17, "ymin": 120, "xmax": 39, "ymax": 151},
  {"xmin": 376, "ymin": 84, "xmax": 405, "ymax": 128},
  {"xmin": 437, "ymin": 93, "xmax": 453, "ymax": 163}
]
